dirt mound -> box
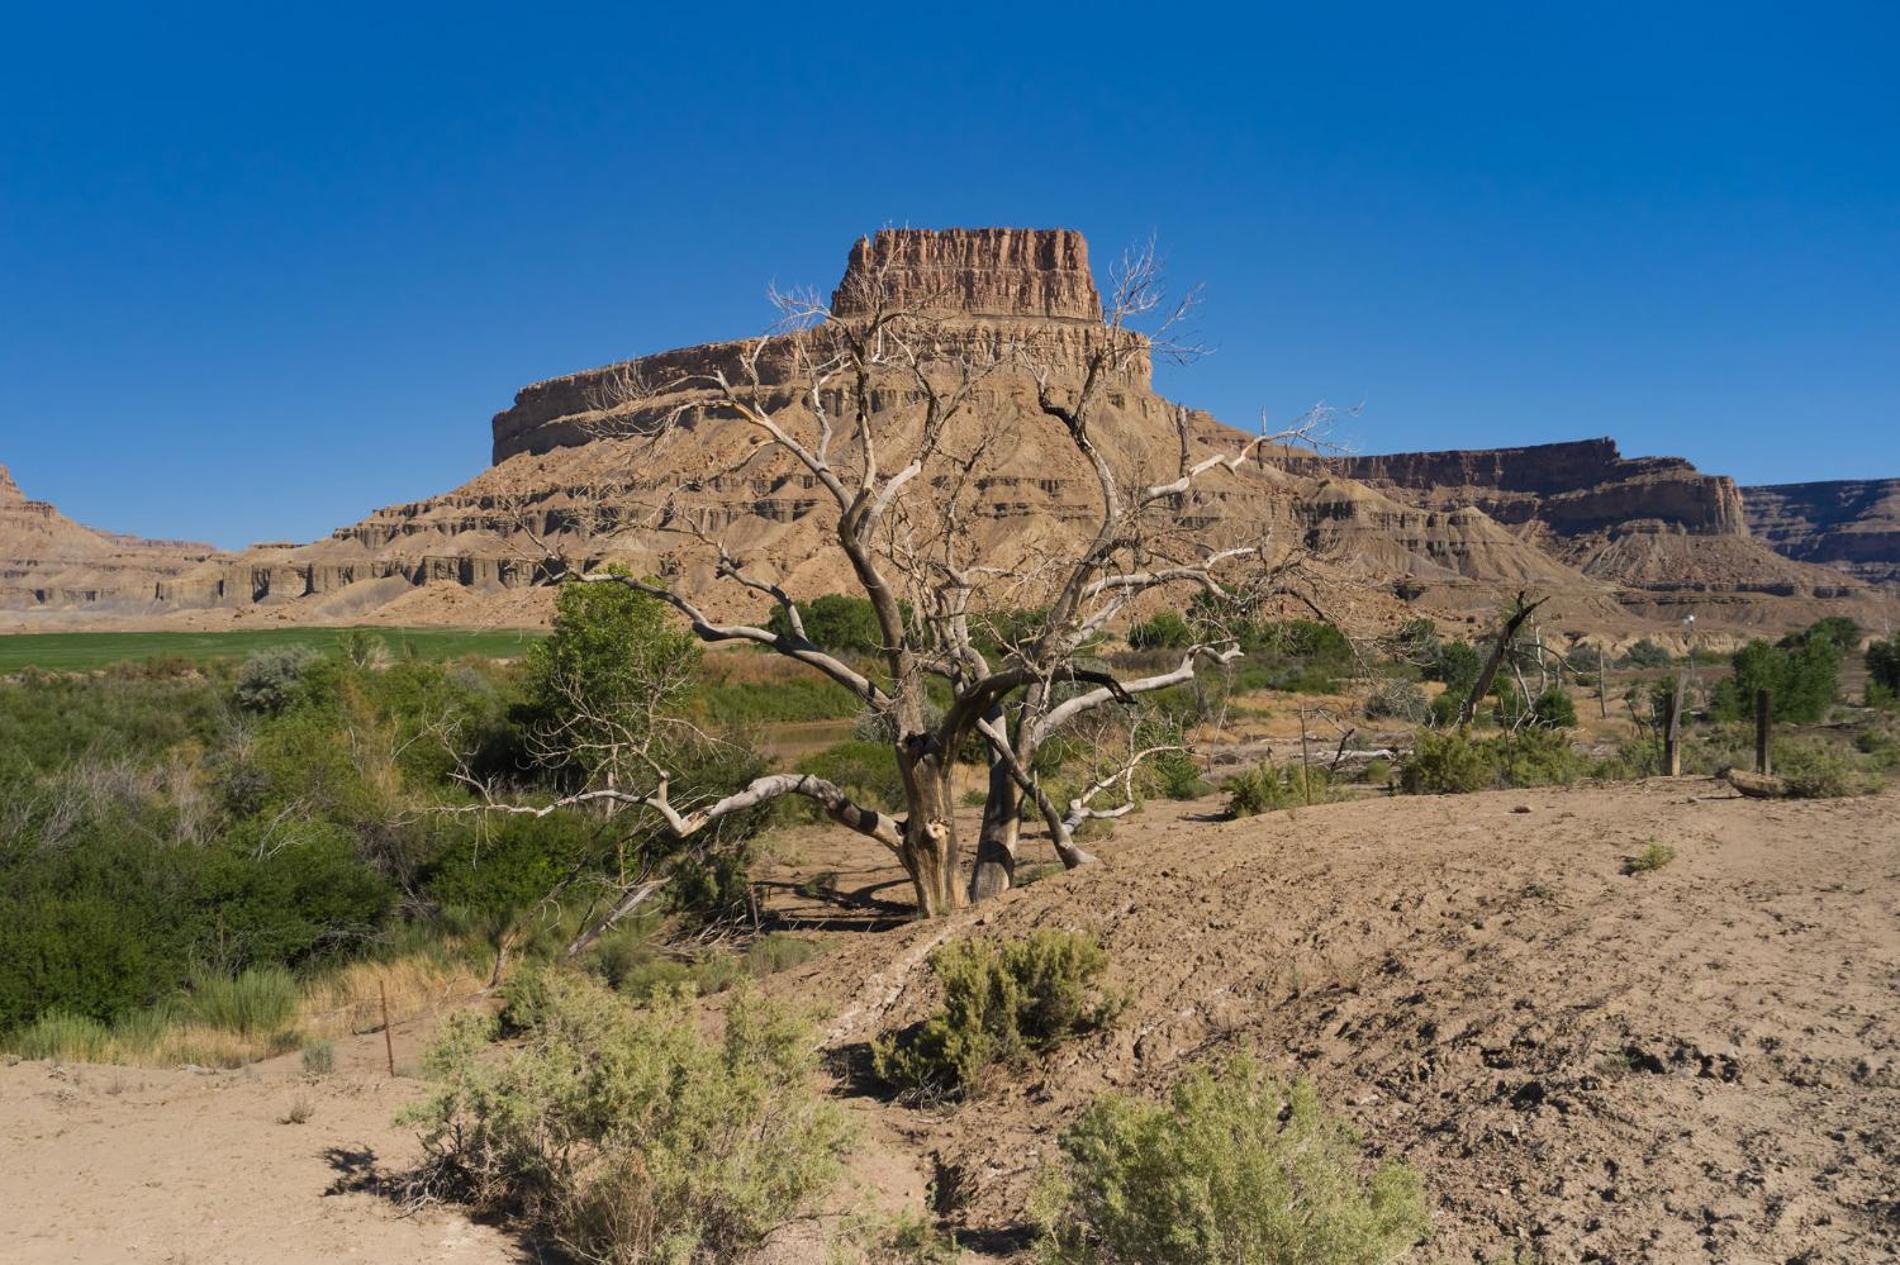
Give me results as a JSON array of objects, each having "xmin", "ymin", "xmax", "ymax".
[{"xmin": 774, "ymin": 779, "xmax": 1900, "ymax": 1263}]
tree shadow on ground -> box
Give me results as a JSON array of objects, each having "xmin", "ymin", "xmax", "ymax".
[
  {"xmin": 321, "ymin": 1145, "xmax": 572, "ymax": 1264},
  {"xmin": 753, "ymin": 876, "xmax": 916, "ymax": 933}
]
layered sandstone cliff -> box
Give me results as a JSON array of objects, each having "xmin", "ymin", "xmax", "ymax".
[
  {"xmin": 1299, "ymin": 439, "xmax": 1885, "ymax": 624},
  {"xmin": 1315, "ymin": 438, "xmax": 1749, "ymax": 537},
  {"xmin": 1745, "ymin": 480, "xmax": 1900, "ymax": 588},
  {"xmin": 9, "ymin": 229, "xmax": 1891, "ymax": 638},
  {"xmin": 0, "ymin": 465, "xmax": 221, "ymax": 615}
]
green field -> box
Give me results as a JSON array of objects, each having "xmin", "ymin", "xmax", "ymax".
[{"xmin": 0, "ymin": 626, "xmax": 545, "ymax": 672}]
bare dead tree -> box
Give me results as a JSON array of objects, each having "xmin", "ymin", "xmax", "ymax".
[
  {"xmin": 1458, "ymin": 591, "xmax": 1550, "ymax": 728},
  {"xmin": 482, "ymin": 239, "xmax": 1332, "ymax": 916}
]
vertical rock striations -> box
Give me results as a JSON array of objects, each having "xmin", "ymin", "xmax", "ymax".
[{"xmin": 830, "ymin": 227, "xmax": 1102, "ymax": 322}]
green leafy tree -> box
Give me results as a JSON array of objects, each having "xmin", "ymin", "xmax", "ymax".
[
  {"xmin": 1866, "ymin": 633, "xmax": 1900, "ymax": 704},
  {"xmin": 522, "ymin": 574, "xmax": 702, "ymax": 793},
  {"xmin": 1127, "ymin": 611, "xmax": 1194, "ymax": 650},
  {"xmin": 1713, "ymin": 636, "xmax": 1839, "ymax": 724},
  {"xmin": 764, "ymin": 592, "xmax": 890, "ymax": 654}
]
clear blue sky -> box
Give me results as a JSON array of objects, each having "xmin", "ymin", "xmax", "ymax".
[{"xmin": 3, "ymin": 2, "xmax": 1895, "ymax": 549}]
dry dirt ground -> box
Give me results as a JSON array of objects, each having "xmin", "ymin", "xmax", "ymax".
[
  {"xmin": 766, "ymin": 777, "xmax": 1900, "ymax": 1265},
  {"xmin": 3, "ymin": 779, "xmax": 1896, "ymax": 1264}
]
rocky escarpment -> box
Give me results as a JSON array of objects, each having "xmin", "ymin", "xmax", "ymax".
[
  {"xmin": 0, "ymin": 464, "xmax": 222, "ymax": 616},
  {"xmin": 1745, "ymin": 479, "xmax": 1900, "ymax": 588},
  {"xmin": 830, "ymin": 226, "xmax": 1102, "ymax": 322},
  {"xmin": 16, "ymin": 229, "xmax": 1892, "ymax": 637},
  {"xmin": 1297, "ymin": 440, "xmax": 1891, "ymax": 625},
  {"xmin": 188, "ymin": 227, "xmax": 1613, "ymax": 629},
  {"xmin": 493, "ymin": 228, "xmax": 1133, "ymax": 464},
  {"xmin": 1314, "ymin": 438, "xmax": 1749, "ymax": 537}
]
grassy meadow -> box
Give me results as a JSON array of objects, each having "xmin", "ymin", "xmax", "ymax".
[{"xmin": 0, "ymin": 625, "xmax": 544, "ymax": 672}]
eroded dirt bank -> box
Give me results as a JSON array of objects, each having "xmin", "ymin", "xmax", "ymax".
[{"xmin": 782, "ymin": 779, "xmax": 1900, "ymax": 1264}]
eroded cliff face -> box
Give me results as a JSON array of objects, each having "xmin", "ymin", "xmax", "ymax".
[
  {"xmin": 0, "ymin": 464, "xmax": 222, "ymax": 615},
  {"xmin": 830, "ymin": 226, "xmax": 1102, "ymax": 322},
  {"xmin": 1745, "ymin": 480, "xmax": 1900, "ymax": 587},
  {"xmin": 13, "ymin": 230, "xmax": 1890, "ymax": 637},
  {"xmin": 492, "ymin": 228, "xmax": 1137, "ymax": 465},
  {"xmin": 1316, "ymin": 438, "xmax": 1750, "ymax": 537}
]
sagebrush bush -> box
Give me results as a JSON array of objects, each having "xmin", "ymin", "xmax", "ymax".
[
  {"xmin": 233, "ymin": 646, "xmax": 320, "ymax": 714},
  {"xmin": 1399, "ymin": 731, "xmax": 1493, "ymax": 795},
  {"xmin": 1033, "ymin": 1055, "xmax": 1428, "ymax": 1264},
  {"xmin": 1144, "ymin": 747, "xmax": 1213, "ymax": 800},
  {"xmin": 1491, "ymin": 727, "xmax": 1581, "ymax": 787},
  {"xmin": 1363, "ymin": 678, "xmax": 1427, "ymax": 723},
  {"xmin": 402, "ymin": 970, "xmax": 851, "ymax": 1264},
  {"xmin": 873, "ymin": 930, "xmax": 1116, "ymax": 1100},
  {"xmin": 1774, "ymin": 736, "xmax": 1886, "ymax": 798},
  {"xmin": 1623, "ymin": 841, "xmax": 1676, "ymax": 874}
]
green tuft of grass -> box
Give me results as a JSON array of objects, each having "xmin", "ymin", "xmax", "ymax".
[
  {"xmin": 187, "ymin": 967, "xmax": 300, "ymax": 1037},
  {"xmin": 1623, "ymin": 841, "xmax": 1677, "ymax": 875}
]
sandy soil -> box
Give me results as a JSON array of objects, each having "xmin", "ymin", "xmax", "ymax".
[
  {"xmin": 765, "ymin": 778, "xmax": 1900, "ymax": 1263},
  {"xmin": 5, "ymin": 779, "xmax": 1896, "ymax": 1263},
  {"xmin": 0, "ymin": 1023, "xmax": 529, "ymax": 1264}
]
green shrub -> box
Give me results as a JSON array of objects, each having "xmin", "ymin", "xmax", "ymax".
[
  {"xmin": 1424, "ymin": 641, "xmax": 1481, "ymax": 694},
  {"xmin": 1363, "ymin": 679, "xmax": 1427, "ymax": 723},
  {"xmin": 1399, "ymin": 731, "xmax": 1493, "ymax": 794},
  {"xmin": 1855, "ymin": 725, "xmax": 1899, "ymax": 769},
  {"xmin": 1868, "ymin": 633, "xmax": 1900, "ymax": 700},
  {"xmin": 1712, "ymin": 636, "xmax": 1840, "ymax": 725},
  {"xmin": 1623, "ymin": 841, "xmax": 1676, "ymax": 874},
  {"xmin": 1774, "ymin": 737, "xmax": 1886, "ymax": 799},
  {"xmin": 1143, "ymin": 748, "xmax": 1213, "ymax": 800},
  {"xmin": 186, "ymin": 966, "xmax": 300, "ymax": 1036},
  {"xmin": 233, "ymin": 646, "xmax": 321, "ymax": 714},
  {"xmin": 1225, "ymin": 762, "xmax": 1340, "ymax": 816},
  {"xmin": 1033, "ymin": 1055, "xmax": 1428, "ymax": 1264},
  {"xmin": 1426, "ymin": 690, "xmax": 1465, "ymax": 728},
  {"xmin": 1127, "ymin": 611, "xmax": 1195, "ymax": 651},
  {"xmin": 872, "ymin": 930, "xmax": 1116, "ymax": 1100},
  {"xmin": 1490, "ymin": 727, "xmax": 1581, "ymax": 787},
  {"xmin": 794, "ymin": 739, "xmax": 906, "ymax": 813},
  {"xmin": 1787, "ymin": 616, "xmax": 1861, "ymax": 655},
  {"xmin": 301, "ymin": 1038, "xmax": 336, "ymax": 1074},
  {"xmin": 764, "ymin": 593, "xmax": 890, "ymax": 653},
  {"xmin": 1621, "ymin": 639, "xmax": 1673, "ymax": 669},
  {"xmin": 402, "ymin": 971, "xmax": 851, "ymax": 1264}
]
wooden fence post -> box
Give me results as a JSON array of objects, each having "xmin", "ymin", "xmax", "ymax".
[
  {"xmin": 1297, "ymin": 704, "xmax": 1313, "ymax": 805},
  {"xmin": 380, "ymin": 980, "xmax": 396, "ymax": 1078},
  {"xmin": 1755, "ymin": 688, "xmax": 1772, "ymax": 775},
  {"xmin": 1664, "ymin": 674, "xmax": 1685, "ymax": 778},
  {"xmin": 1597, "ymin": 645, "xmax": 1610, "ymax": 719}
]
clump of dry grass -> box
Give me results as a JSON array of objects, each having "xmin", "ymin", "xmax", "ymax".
[
  {"xmin": 297, "ymin": 951, "xmax": 488, "ymax": 1043},
  {"xmin": 7, "ymin": 948, "xmax": 487, "ymax": 1070}
]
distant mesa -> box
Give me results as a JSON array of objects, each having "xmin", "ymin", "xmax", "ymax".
[
  {"xmin": 0, "ymin": 464, "xmax": 220, "ymax": 617},
  {"xmin": 1744, "ymin": 478, "xmax": 1900, "ymax": 588},
  {"xmin": 3, "ymin": 229, "xmax": 1897, "ymax": 637}
]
